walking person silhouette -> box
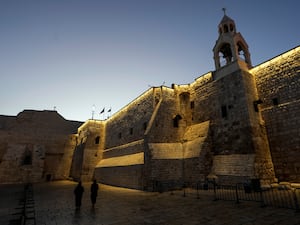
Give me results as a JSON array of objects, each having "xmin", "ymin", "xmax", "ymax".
[
  {"xmin": 90, "ymin": 179, "xmax": 99, "ymax": 208},
  {"xmin": 74, "ymin": 181, "xmax": 84, "ymax": 210}
]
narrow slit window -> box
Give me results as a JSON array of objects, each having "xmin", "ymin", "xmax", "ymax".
[
  {"xmin": 253, "ymin": 102, "xmax": 259, "ymax": 112},
  {"xmin": 95, "ymin": 136, "xmax": 100, "ymax": 144},
  {"xmin": 272, "ymin": 98, "xmax": 279, "ymax": 106},
  {"xmin": 221, "ymin": 105, "xmax": 227, "ymax": 118},
  {"xmin": 143, "ymin": 122, "xmax": 147, "ymax": 130}
]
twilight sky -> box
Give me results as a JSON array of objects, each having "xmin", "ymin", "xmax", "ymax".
[{"xmin": 1, "ymin": 0, "xmax": 299, "ymax": 122}]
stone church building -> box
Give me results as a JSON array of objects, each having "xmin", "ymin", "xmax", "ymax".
[{"xmin": 0, "ymin": 14, "xmax": 299, "ymax": 190}]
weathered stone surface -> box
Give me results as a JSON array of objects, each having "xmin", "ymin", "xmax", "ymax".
[
  {"xmin": 0, "ymin": 110, "xmax": 82, "ymax": 183},
  {"xmin": 252, "ymin": 47, "xmax": 300, "ymax": 182}
]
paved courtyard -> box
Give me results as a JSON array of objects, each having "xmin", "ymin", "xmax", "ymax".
[{"xmin": 1, "ymin": 180, "xmax": 300, "ymax": 225}]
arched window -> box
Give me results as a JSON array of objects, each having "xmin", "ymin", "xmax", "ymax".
[
  {"xmin": 237, "ymin": 42, "xmax": 246, "ymax": 61},
  {"xmin": 223, "ymin": 24, "xmax": 229, "ymax": 33},
  {"xmin": 219, "ymin": 27, "xmax": 222, "ymax": 34},
  {"xmin": 95, "ymin": 136, "xmax": 100, "ymax": 144}
]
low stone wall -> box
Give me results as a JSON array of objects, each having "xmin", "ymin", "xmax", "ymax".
[
  {"xmin": 94, "ymin": 165, "xmax": 144, "ymax": 190},
  {"xmin": 210, "ymin": 154, "xmax": 256, "ymax": 184}
]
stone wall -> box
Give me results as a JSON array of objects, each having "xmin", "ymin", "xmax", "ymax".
[
  {"xmin": 190, "ymin": 72, "xmax": 215, "ymax": 124},
  {"xmin": 252, "ymin": 47, "xmax": 300, "ymax": 182},
  {"xmin": 212, "ymin": 69, "xmax": 255, "ymax": 155},
  {"xmin": 96, "ymin": 165, "xmax": 143, "ymax": 189},
  {"xmin": 0, "ymin": 110, "xmax": 82, "ymax": 183},
  {"xmin": 53, "ymin": 135, "xmax": 78, "ymax": 180},
  {"xmin": 182, "ymin": 122, "xmax": 213, "ymax": 184},
  {"xmin": 105, "ymin": 88, "xmax": 155, "ymax": 148},
  {"xmin": 70, "ymin": 120, "xmax": 105, "ymax": 182},
  {"xmin": 94, "ymin": 140, "xmax": 145, "ymax": 189},
  {"xmin": 1, "ymin": 46, "xmax": 298, "ymax": 188},
  {"xmin": 149, "ymin": 142, "xmax": 183, "ymax": 186},
  {"xmin": 147, "ymin": 121, "xmax": 212, "ymax": 188},
  {"xmin": 188, "ymin": 62, "xmax": 276, "ymax": 184},
  {"xmin": 92, "ymin": 88, "xmax": 157, "ymax": 189},
  {"xmin": 93, "ymin": 86, "xmax": 190, "ymax": 189},
  {"xmin": 90, "ymin": 56, "xmax": 282, "ymax": 188},
  {"xmin": 147, "ymin": 87, "xmax": 185, "ymax": 143}
]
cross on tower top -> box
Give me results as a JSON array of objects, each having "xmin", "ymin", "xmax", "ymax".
[{"xmin": 222, "ymin": 8, "xmax": 226, "ymax": 16}]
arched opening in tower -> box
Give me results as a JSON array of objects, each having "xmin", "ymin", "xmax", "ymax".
[
  {"xmin": 218, "ymin": 43, "xmax": 233, "ymax": 67},
  {"xmin": 237, "ymin": 42, "xmax": 247, "ymax": 62}
]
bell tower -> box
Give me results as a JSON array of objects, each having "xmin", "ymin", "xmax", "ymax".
[
  {"xmin": 213, "ymin": 9, "xmax": 252, "ymax": 70},
  {"xmin": 210, "ymin": 9, "xmax": 276, "ymax": 185}
]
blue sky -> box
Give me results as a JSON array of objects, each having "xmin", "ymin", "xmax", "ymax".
[{"xmin": 1, "ymin": 0, "xmax": 299, "ymax": 121}]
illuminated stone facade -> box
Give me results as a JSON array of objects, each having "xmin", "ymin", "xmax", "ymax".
[
  {"xmin": 0, "ymin": 110, "xmax": 82, "ymax": 183},
  {"xmin": 251, "ymin": 48, "xmax": 300, "ymax": 182},
  {"xmin": 89, "ymin": 14, "xmax": 299, "ymax": 189},
  {"xmin": 0, "ymin": 14, "xmax": 299, "ymax": 189}
]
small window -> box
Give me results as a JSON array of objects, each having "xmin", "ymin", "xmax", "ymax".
[
  {"xmin": 143, "ymin": 122, "xmax": 147, "ymax": 130},
  {"xmin": 173, "ymin": 119, "xmax": 179, "ymax": 128},
  {"xmin": 95, "ymin": 136, "xmax": 100, "ymax": 144},
  {"xmin": 253, "ymin": 99, "xmax": 263, "ymax": 112},
  {"xmin": 221, "ymin": 105, "xmax": 227, "ymax": 118},
  {"xmin": 272, "ymin": 98, "xmax": 279, "ymax": 106},
  {"xmin": 253, "ymin": 102, "xmax": 259, "ymax": 112},
  {"xmin": 23, "ymin": 153, "xmax": 32, "ymax": 165},
  {"xmin": 130, "ymin": 128, "xmax": 133, "ymax": 135},
  {"xmin": 118, "ymin": 132, "xmax": 122, "ymax": 139},
  {"xmin": 190, "ymin": 101, "xmax": 195, "ymax": 109},
  {"xmin": 173, "ymin": 115, "xmax": 182, "ymax": 128}
]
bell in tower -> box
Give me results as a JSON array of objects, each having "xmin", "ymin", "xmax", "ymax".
[{"xmin": 213, "ymin": 9, "xmax": 252, "ymax": 70}]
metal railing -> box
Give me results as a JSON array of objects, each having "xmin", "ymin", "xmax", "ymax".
[
  {"xmin": 214, "ymin": 183, "xmax": 300, "ymax": 212},
  {"xmin": 152, "ymin": 180, "xmax": 300, "ymax": 212}
]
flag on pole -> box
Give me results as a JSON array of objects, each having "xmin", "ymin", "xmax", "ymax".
[{"xmin": 100, "ymin": 108, "xmax": 105, "ymax": 114}]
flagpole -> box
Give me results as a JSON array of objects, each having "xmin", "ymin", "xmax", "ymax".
[
  {"xmin": 107, "ymin": 107, "xmax": 112, "ymax": 118},
  {"xmin": 92, "ymin": 104, "xmax": 95, "ymax": 120},
  {"xmin": 100, "ymin": 107, "xmax": 105, "ymax": 120}
]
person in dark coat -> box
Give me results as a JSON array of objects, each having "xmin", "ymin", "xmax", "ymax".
[
  {"xmin": 74, "ymin": 181, "xmax": 84, "ymax": 209},
  {"xmin": 90, "ymin": 179, "xmax": 99, "ymax": 207}
]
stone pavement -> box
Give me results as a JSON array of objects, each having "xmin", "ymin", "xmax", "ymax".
[{"xmin": 1, "ymin": 180, "xmax": 300, "ymax": 225}]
